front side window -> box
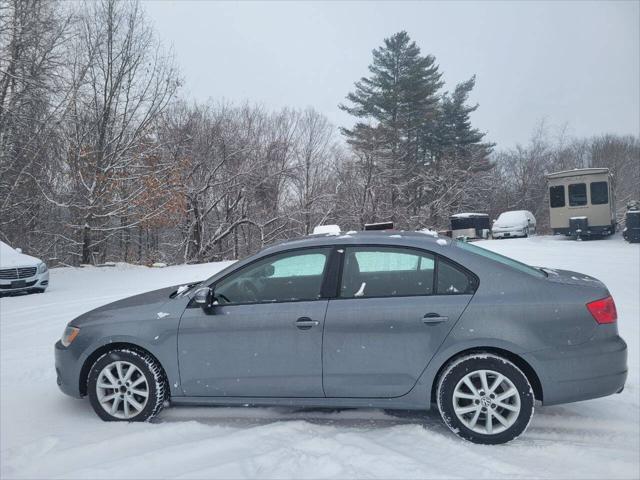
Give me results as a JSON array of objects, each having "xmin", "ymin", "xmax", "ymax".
[
  {"xmin": 568, "ymin": 183, "xmax": 587, "ymax": 206},
  {"xmin": 549, "ymin": 185, "xmax": 565, "ymax": 208},
  {"xmin": 590, "ymin": 181, "xmax": 609, "ymax": 205},
  {"xmin": 340, "ymin": 247, "xmax": 435, "ymax": 298},
  {"xmin": 215, "ymin": 248, "xmax": 330, "ymax": 304}
]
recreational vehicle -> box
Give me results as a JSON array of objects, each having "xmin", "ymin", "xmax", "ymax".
[{"xmin": 546, "ymin": 168, "xmax": 616, "ymax": 238}]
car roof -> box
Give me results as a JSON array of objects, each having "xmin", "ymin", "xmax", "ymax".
[{"xmin": 261, "ymin": 230, "xmax": 451, "ymax": 255}]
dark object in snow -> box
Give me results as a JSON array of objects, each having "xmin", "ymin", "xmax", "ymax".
[
  {"xmin": 623, "ymin": 201, "xmax": 640, "ymax": 243},
  {"xmin": 364, "ymin": 221, "xmax": 394, "ymax": 231},
  {"xmin": 450, "ymin": 213, "xmax": 490, "ymax": 240}
]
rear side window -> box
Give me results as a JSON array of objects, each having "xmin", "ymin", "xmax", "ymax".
[
  {"xmin": 437, "ymin": 260, "xmax": 477, "ymax": 294},
  {"xmin": 568, "ymin": 183, "xmax": 587, "ymax": 206},
  {"xmin": 549, "ymin": 186, "xmax": 565, "ymax": 208},
  {"xmin": 590, "ymin": 182, "xmax": 609, "ymax": 205}
]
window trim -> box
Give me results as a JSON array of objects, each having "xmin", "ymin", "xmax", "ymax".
[
  {"xmin": 549, "ymin": 185, "xmax": 566, "ymax": 208},
  {"xmin": 334, "ymin": 244, "xmax": 479, "ymax": 301},
  {"xmin": 568, "ymin": 182, "xmax": 588, "ymax": 207},
  {"xmin": 199, "ymin": 246, "xmax": 336, "ymax": 307},
  {"xmin": 589, "ymin": 181, "xmax": 609, "ymax": 206}
]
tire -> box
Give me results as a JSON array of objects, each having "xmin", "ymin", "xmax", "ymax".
[
  {"xmin": 436, "ymin": 353, "xmax": 534, "ymax": 444},
  {"xmin": 523, "ymin": 227, "xmax": 529, "ymax": 238},
  {"xmin": 87, "ymin": 348, "xmax": 166, "ymax": 422}
]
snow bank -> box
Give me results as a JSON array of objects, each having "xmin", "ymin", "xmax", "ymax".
[{"xmin": 1, "ymin": 238, "xmax": 638, "ymax": 479}]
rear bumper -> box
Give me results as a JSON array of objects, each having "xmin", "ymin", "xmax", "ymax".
[
  {"xmin": 553, "ymin": 224, "xmax": 615, "ymax": 237},
  {"xmin": 524, "ymin": 334, "xmax": 627, "ymax": 406}
]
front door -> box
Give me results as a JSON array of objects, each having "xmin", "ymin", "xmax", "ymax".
[
  {"xmin": 322, "ymin": 246, "xmax": 476, "ymax": 398},
  {"xmin": 178, "ymin": 247, "xmax": 332, "ymax": 397}
]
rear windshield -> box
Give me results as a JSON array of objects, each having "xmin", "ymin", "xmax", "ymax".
[{"xmin": 455, "ymin": 241, "xmax": 546, "ymax": 278}]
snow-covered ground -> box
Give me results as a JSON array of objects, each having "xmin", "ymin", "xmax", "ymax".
[{"xmin": 1, "ymin": 236, "xmax": 638, "ymax": 479}]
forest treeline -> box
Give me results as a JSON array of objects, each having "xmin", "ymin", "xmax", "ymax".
[{"xmin": 1, "ymin": 0, "xmax": 638, "ymax": 265}]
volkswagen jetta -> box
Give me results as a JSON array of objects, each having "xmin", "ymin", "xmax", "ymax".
[{"xmin": 54, "ymin": 230, "xmax": 627, "ymax": 444}]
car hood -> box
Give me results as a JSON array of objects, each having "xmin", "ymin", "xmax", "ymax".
[
  {"xmin": 0, "ymin": 250, "xmax": 42, "ymax": 268},
  {"xmin": 70, "ymin": 285, "xmax": 181, "ymax": 327}
]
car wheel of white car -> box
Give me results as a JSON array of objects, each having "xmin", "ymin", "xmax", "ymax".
[
  {"xmin": 437, "ymin": 353, "xmax": 534, "ymax": 444},
  {"xmin": 88, "ymin": 349, "xmax": 166, "ymax": 422}
]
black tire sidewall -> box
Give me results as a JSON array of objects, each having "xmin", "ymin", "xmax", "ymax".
[
  {"xmin": 438, "ymin": 355, "xmax": 534, "ymax": 444},
  {"xmin": 87, "ymin": 350, "xmax": 160, "ymax": 422}
]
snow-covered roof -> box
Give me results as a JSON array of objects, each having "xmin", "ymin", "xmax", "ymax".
[
  {"xmin": 450, "ymin": 212, "xmax": 489, "ymax": 218},
  {"xmin": 546, "ymin": 168, "xmax": 610, "ymax": 179},
  {"xmin": 312, "ymin": 224, "xmax": 341, "ymax": 235}
]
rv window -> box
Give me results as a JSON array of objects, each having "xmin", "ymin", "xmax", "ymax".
[
  {"xmin": 568, "ymin": 183, "xmax": 587, "ymax": 206},
  {"xmin": 590, "ymin": 182, "xmax": 609, "ymax": 205},
  {"xmin": 550, "ymin": 185, "xmax": 565, "ymax": 208}
]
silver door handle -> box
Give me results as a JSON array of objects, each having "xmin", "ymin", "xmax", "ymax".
[
  {"xmin": 296, "ymin": 320, "xmax": 319, "ymax": 326},
  {"xmin": 422, "ymin": 314, "xmax": 448, "ymax": 324},
  {"xmin": 295, "ymin": 317, "xmax": 320, "ymax": 329}
]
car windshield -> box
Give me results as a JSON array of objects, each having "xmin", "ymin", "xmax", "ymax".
[
  {"xmin": 496, "ymin": 211, "xmax": 526, "ymax": 225},
  {"xmin": 455, "ymin": 241, "xmax": 546, "ymax": 278}
]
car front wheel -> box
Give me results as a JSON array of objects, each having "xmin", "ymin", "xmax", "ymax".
[
  {"xmin": 436, "ymin": 353, "xmax": 534, "ymax": 444},
  {"xmin": 87, "ymin": 349, "xmax": 166, "ymax": 422}
]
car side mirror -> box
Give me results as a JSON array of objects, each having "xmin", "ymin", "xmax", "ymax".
[
  {"xmin": 15, "ymin": 247, "xmax": 22, "ymax": 253},
  {"xmin": 193, "ymin": 287, "xmax": 213, "ymax": 309},
  {"xmin": 527, "ymin": 218, "xmax": 531, "ymax": 223}
]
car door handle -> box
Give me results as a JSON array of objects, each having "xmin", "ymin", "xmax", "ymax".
[
  {"xmin": 422, "ymin": 313, "xmax": 448, "ymax": 324},
  {"xmin": 295, "ymin": 317, "xmax": 320, "ymax": 330}
]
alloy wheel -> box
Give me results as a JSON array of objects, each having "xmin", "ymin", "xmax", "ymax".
[
  {"xmin": 96, "ymin": 361, "xmax": 149, "ymax": 420},
  {"xmin": 452, "ymin": 369, "xmax": 521, "ymax": 435}
]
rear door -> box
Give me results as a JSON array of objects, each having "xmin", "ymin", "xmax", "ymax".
[{"xmin": 322, "ymin": 246, "xmax": 476, "ymax": 398}]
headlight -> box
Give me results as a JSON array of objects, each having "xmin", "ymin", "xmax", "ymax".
[
  {"xmin": 61, "ymin": 326, "xmax": 79, "ymax": 347},
  {"xmin": 38, "ymin": 262, "xmax": 48, "ymax": 274}
]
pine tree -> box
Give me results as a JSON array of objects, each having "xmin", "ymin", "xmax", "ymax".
[
  {"xmin": 339, "ymin": 31, "xmax": 443, "ymax": 212},
  {"xmin": 436, "ymin": 76, "xmax": 494, "ymax": 171}
]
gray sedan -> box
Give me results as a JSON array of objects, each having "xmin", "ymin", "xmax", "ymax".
[{"xmin": 55, "ymin": 231, "xmax": 627, "ymax": 444}]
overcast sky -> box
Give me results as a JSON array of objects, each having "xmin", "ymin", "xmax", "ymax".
[{"xmin": 144, "ymin": 0, "xmax": 639, "ymax": 149}]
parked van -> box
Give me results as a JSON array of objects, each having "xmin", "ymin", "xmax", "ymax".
[{"xmin": 546, "ymin": 168, "xmax": 615, "ymax": 238}]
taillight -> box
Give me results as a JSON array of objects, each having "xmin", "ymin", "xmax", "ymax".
[{"xmin": 586, "ymin": 296, "xmax": 618, "ymax": 324}]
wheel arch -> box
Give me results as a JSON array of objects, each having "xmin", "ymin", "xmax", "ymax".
[
  {"xmin": 79, "ymin": 342, "xmax": 169, "ymax": 397},
  {"xmin": 429, "ymin": 346, "xmax": 543, "ymax": 404}
]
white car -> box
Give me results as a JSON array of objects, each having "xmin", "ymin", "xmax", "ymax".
[
  {"xmin": 492, "ymin": 210, "xmax": 536, "ymax": 239},
  {"xmin": 0, "ymin": 241, "xmax": 49, "ymax": 296}
]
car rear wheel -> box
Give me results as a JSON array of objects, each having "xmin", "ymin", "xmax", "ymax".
[
  {"xmin": 87, "ymin": 349, "xmax": 166, "ymax": 422},
  {"xmin": 436, "ymin": 353, "xmax": 534, "ymax": 444}
]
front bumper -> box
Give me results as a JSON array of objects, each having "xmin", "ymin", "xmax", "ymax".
[
  {"xmin": 524, "ymin": 334, "xmax": 628, "ymax": 406},
  {"xmin": 492, "ymin": 228, "xmax": 526, "ymax": 238},
  {"xmin": 0, "ymin": 271, "xmax": 49, "ymax": 294},
  {"xmin": 55, "ymin": 340, "xmax": 83, "ymax": 398}
]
